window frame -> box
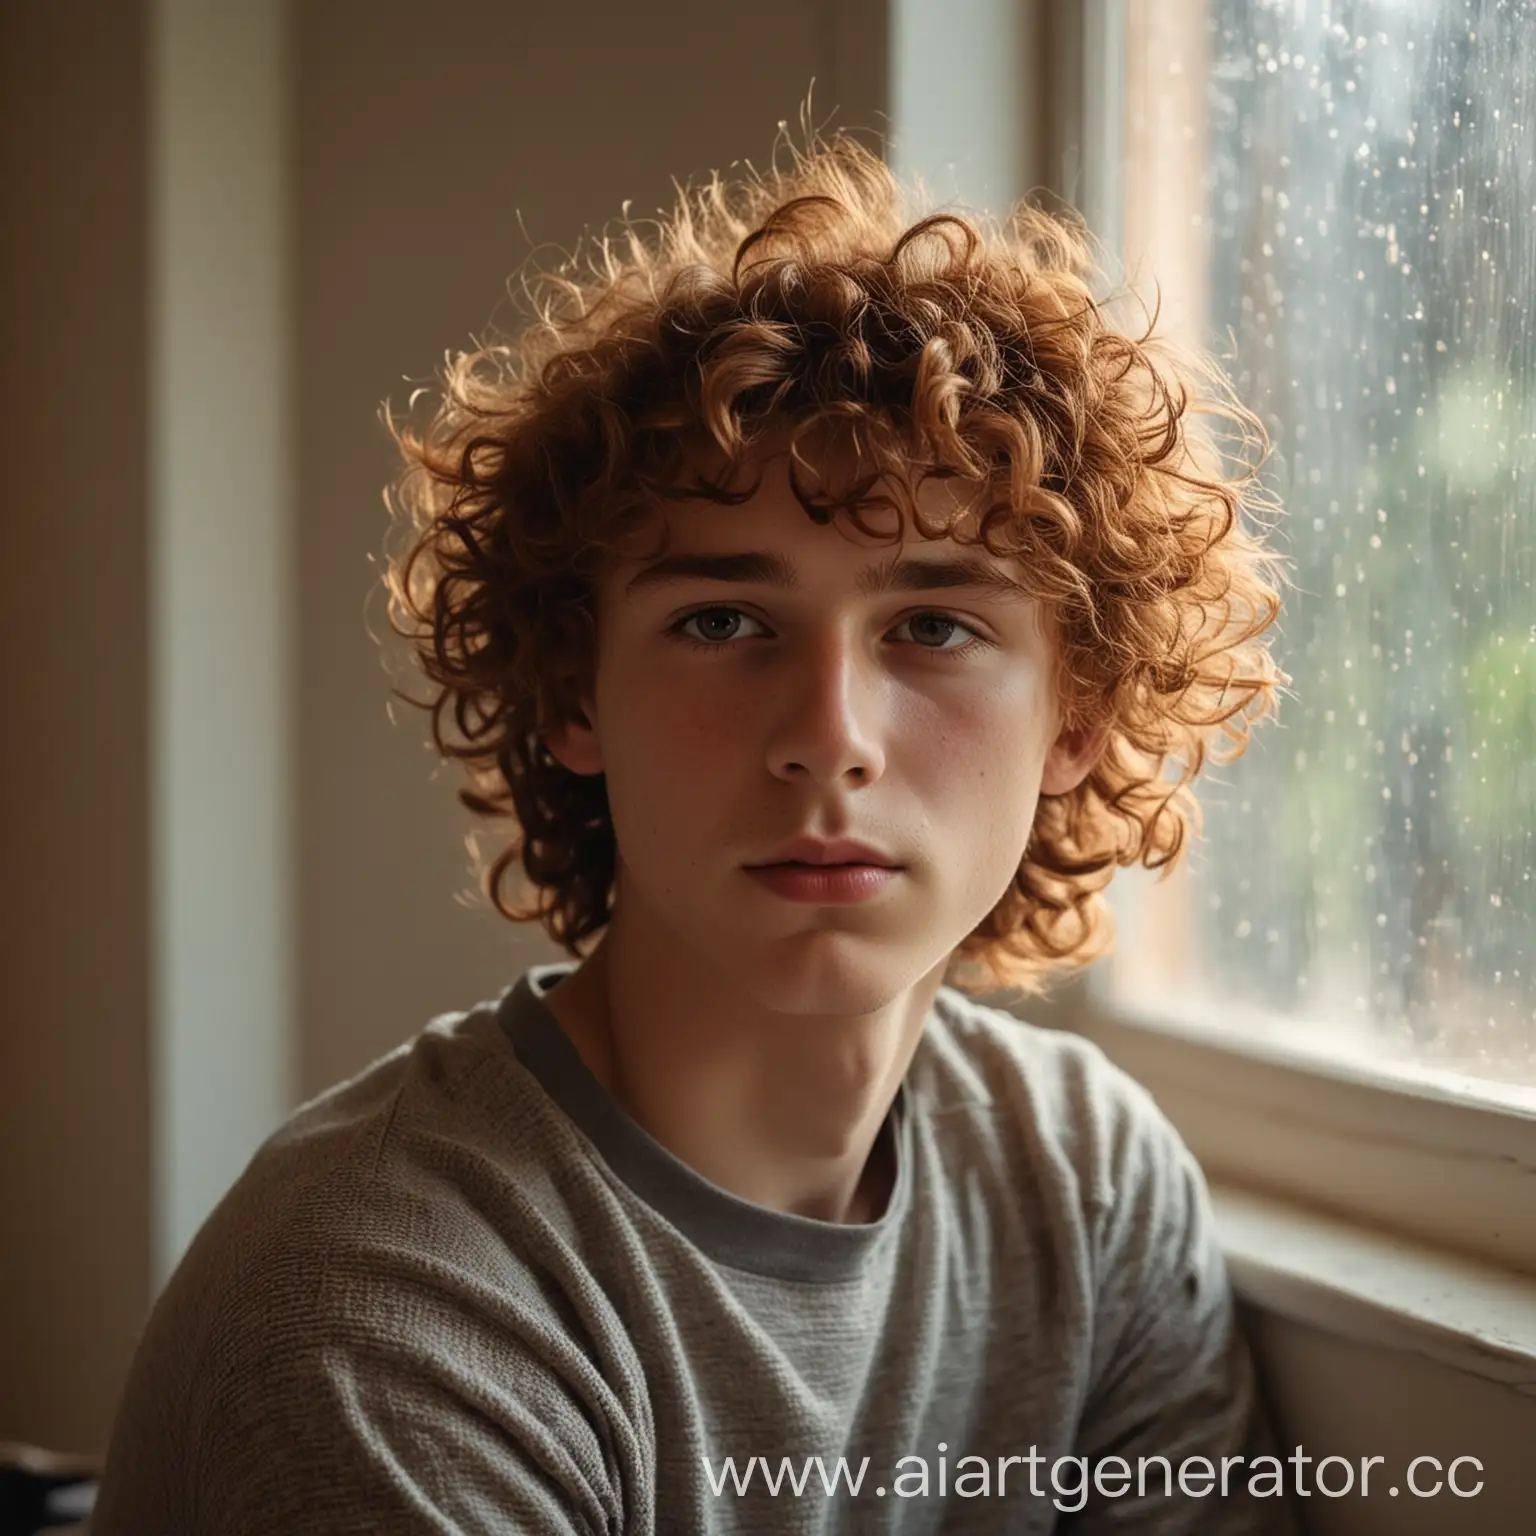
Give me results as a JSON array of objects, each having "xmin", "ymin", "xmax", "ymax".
[{"xmin": 1048, "ymin": 0, "xmax": 1536, "ymax": 1282}]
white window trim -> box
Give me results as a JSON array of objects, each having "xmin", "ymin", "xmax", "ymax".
[
  {"xmin": 1209, "ymin": 1183, "xmax": 1536, "ymax": 1390},
  {"xmin": 1075, "ymin": 980, "xmax": 1536, "ymax": 1279}
]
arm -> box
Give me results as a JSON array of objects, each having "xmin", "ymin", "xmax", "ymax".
[
  {"xmin": 1064, "ymin": 1075, "xmax": 1303, "ymax": 1535},
  {"xmin": 90, "ymin": 1210, "xmax": 643, "ymax": 1535},
  {"xmin": 198, "ymin": 1318, "xmax": 615, "ymax": 1534}
]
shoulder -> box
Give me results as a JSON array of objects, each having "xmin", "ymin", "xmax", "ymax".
[
  {"xmin": 916, "ymin": 983, "xmax": 1197, "ymax": 1223},
  {"xmin": 165, "ymin": 990, "xmax": 623, "ymax": 1365},
  {"xmin": 94, "ymin": 993, "xmax": 636, "ymax": 1533},
  {"xmin": 917, "ymin": 991, "xmax": 1258, "ymax": 1462}
]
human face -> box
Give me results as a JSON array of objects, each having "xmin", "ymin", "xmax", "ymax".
[{"xmin": 545, "ymin": 457, "xmax": 1102, "ymax": 1018}]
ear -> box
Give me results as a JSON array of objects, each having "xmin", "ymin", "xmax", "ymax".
[
  {"xmin": 1039, "ymin": 718, "xmax": 1110, "ymax": 797},
  {"xmin": 540, "ymin": 697, "xmax": 605, "ymax": 778}
]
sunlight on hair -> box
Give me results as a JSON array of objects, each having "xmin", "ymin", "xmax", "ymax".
[{"xmin": 380, "ymin": 127, "xmax": 1292, "ymax": 1000}]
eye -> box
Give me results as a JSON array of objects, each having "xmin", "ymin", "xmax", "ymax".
[
  {"xmin": 891, "ymin": 612, "xmax": 989, "ymax": 654},
  {"xmin": 665, "ymin": 605, "xmax": 993, "ymax": 658},
  {"xmin": 670, "ymin": 606, "xmax": 767, "ymax": 649}
]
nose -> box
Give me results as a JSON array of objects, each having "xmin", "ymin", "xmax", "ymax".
[{"xmin": 764, "ymin": 626, "xmax": 887, "ymax": 787}]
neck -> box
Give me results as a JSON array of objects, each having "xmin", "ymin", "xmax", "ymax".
[{"xmin": 541, "ymin": 877, "xmax": 947, "ymax": 1225}]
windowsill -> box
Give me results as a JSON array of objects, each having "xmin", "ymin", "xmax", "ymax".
[
  {"xmin": 1027, "ymin": 975, "xmax": 1536, "ymax": 1280},
  {"xmin": 1213, "ymin": 1182, "xmax": 1536, "ymax": 1391}
]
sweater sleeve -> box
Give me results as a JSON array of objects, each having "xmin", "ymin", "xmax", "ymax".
[{"xmin": 90, "ymin": 1167, "xmax": 645, "ymax": 1536}]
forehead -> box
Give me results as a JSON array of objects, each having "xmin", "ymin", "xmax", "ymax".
[{"xmin": 610, "ymin": 450, "xmax": 1034, "ymax": 601}]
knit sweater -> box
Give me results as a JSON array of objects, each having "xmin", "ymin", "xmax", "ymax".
[{"xmin": 91, "ymin": 962, "xmax": 1298, "ymax": 1534}]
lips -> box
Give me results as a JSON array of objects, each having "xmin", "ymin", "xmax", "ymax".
[
  {"xmin": 748, "ymin": 835, "xmax": 901, "ymax": 869},
  {"xmin": 745, "ymin": 860, "xmax": 902, "ymax": 904}
]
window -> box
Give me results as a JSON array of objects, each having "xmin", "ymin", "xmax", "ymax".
[
  {"xmin": 1061, "ymin": 0, "xmax": 1536, "ymax": 1276},
  {"xmin": 1101, "ymin": 0, "xmax": 1536, "ymax": 1101}
]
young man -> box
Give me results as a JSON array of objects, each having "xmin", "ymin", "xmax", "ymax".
[{"xmin": 93, "ymin": 134, "xmax": 1298, "ymax": 1532}]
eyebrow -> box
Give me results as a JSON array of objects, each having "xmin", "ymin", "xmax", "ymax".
[{"xmin": 623, "ymin": 550, "xmax": 1033, "ymax": 601}]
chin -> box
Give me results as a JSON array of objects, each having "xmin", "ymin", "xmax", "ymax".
[{"xmin": 723, "ymin": 928, "xmax": 951, "ymax": 1018}]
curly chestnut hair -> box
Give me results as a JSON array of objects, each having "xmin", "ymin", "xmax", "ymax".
[{"xmin": 383, "ymin": 129, "xmax": 1290, "ymax": 999}]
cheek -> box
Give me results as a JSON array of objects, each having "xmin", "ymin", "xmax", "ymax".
[
  {"xmin": 899, "ymin": 688, "xmax": 1051, "ymax": 892},
  {"xmin": 899, "ymin": 678, "xmax": 1048, "ymax": 800},
  {"xmin": 598, "ymin": 673, "xmax": 753, "ymax": 887},
  {"xmin": 601, "ymin": 668, "xmax": 746, "ymax": 796}
]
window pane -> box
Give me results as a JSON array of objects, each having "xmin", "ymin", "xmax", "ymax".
[{"xmin": 1112, "ymin": 0, "xmax": 1536, "ymax": 1097}]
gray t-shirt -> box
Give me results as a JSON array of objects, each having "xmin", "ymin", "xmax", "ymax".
[{"xmin": 91, "ymin": 963, "xmax": 1299, "ymax": 1534}]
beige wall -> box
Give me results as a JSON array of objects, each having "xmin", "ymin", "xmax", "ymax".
[{"xmin": 1, "ymin": 0, "xmax": 155, "ymax": 1457}]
